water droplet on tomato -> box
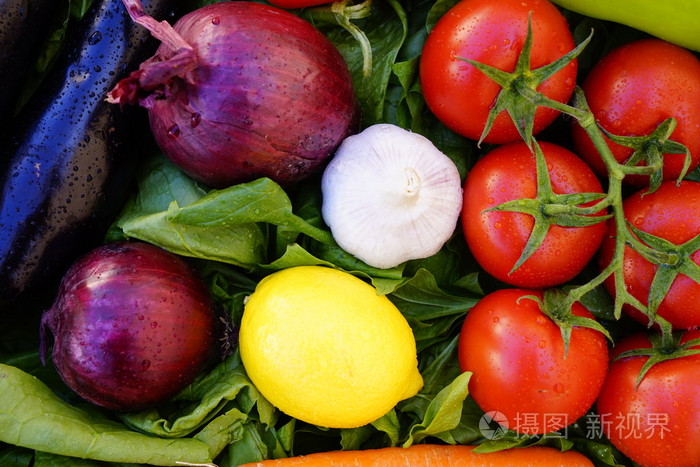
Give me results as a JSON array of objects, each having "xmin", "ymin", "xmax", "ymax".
[
  {"xmin": 553, "ymin": 383, "xmax": 565, "ymax": 394},
  {"xmin": 538, "ymin": 340, "xmax": 547, "ymax": 349}
]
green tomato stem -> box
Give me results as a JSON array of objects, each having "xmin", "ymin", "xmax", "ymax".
[
  {"xmin": 557, "ymin": 87, "xmax": 681, "ymax": 345},
  {"xmin": 472, "ymin": 23, "xmax": 696, "ymax": 352},
  {"xmin": 305, "ymin": 0, "xmax": 374, "ymax": 78}
]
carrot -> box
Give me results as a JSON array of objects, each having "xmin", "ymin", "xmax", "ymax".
[{"xmin": 237, "ymin": 444, "xmax": 595, "ymax": 466}]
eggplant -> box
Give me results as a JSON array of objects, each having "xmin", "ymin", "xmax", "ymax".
[
  {"xmin": 0, "ymin": 0, "xmax": 59, "ymax": 123},
  {"xmin": 0, "ymin": 0, "xmax": 182, "ymax": 318}
]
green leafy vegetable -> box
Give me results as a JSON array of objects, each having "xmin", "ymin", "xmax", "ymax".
[
  {"xmin": 403, "ymin": 371, "xmax": 472, "ymax": 446},
  {"xmin": 309, "ymin": 0, "xmax": 407, "ymax": 125},
  {"xmin": 0, "ymin": 0, "xmax": 654, "ymax": 465},
  {"xmin": 0, "ymin": 364, "xmax": 213, "ymax": 466}
]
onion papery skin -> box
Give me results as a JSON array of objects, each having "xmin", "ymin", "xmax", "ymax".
[
  {"xmin": 128, "ymin": 1, "xmax": 359, "ymax": 188},
  {"xmin": 41, "ymin": 242, "xmax": 218, "ymax": 412}
]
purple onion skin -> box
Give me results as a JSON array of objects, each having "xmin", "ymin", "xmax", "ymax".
[
  {"xmin": 121, "ymin": 1, "xmax": 359, "ymax": 188},
  {"xmin": 41, "ymin": 242, "xmax": 219, "ymax": 412}
]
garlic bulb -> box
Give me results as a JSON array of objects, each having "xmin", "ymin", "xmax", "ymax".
[{"xmin": 321, "ymin": 123, "xmax": 463, "ymax": 269}]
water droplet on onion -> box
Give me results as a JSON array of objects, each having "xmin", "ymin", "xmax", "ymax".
[
  {"xmin": 190, "ymin": 112, "xmax": 201, "ymax": 127},
  {"xmin": 167, "ymin": 124, "xmax": 181, "ymax": 138}
]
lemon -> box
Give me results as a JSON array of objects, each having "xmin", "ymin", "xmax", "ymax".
[{"xmin": 239, "ymin": 265, "xmax": 423, "ymax": 429}]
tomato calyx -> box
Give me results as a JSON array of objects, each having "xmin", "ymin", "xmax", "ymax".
[
  {"xmin": 486, "ymin": 140, "xmax": 610, "ymax": 274},
  {"xmin": 614, "ymin": 331, "xmax": 700, "ymax": 389},
  {"xmin": 600, "ymin": 117, "xmax": 692, "ymax": 193},
  {"xmin": 456, "ymin": 15, "xmax": 592, "ymax": 146},
  {"xmin": 521, "ymin": 289, "xmax": 612, "ymax": 356},
  {"xmin": 629, "ymin": 225, "xmax": 700, "ymax": 320},
  {"xmin": 570, "ymin": 90, "xmax": 692, "ymax": 189},
  {"xmin": 539, "ymin": 90, "xmax": 700, "ymax": 326}
]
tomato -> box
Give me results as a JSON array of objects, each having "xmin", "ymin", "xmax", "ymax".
[
  {"xmin": 458, "ymin": 289, "xmax": 609, "ymax": 435},
  {"xmin": 419, "ymin": 0, "xmax": 577, "ymax": 144},
  {"xmin": 571, "ymin": 39, "xmax": 700, "ymax": 186},
  {"xmin": 598, "ymin": 181, "xmax": 700, "ymax": 329},
  {"xmin": 462, "ymin": 141, "xmax": 607, "ymax": 288},
  {"xmin": 266, "ymin": 0, "xmax": 330, "ymax": 8},
  {"xmin": 595, "ymin": 330, "xmax": 700, "ymax": 467}
]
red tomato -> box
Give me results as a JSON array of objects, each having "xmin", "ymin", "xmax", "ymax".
[
  {"xmin": 598, "ymin": 180, "xmax": 700, "ymax": 329},
  {"xmin": 462, "ymin": 141, "xmax": 607, "ymax": 288},
  {"xmin": 266, "ymin": 0, "xmax": 330, "ymax": 8},
  {"xmin": 571, "ymin": 39, "xmax": 700, "ymax": 186},
  {"xmin": 458, "ymin": 288, "xmax": 609, "ymax": 435},
  {"xmin": 419, "ymin": 0, "xmax": 577, "ymax": 144},
  {"xmin": 595, "ymin": 330, "xmax": 700, "ymax": 467}
]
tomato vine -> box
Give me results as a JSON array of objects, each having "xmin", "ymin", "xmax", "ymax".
[{"xmin": 464, "ymin": 19, "xmax": 696, "ymax": 354}]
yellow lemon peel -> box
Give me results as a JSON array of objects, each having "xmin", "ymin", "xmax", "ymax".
[{"xmin": 239, "ymin": 265, "xmax": 423, "ymax": 429}]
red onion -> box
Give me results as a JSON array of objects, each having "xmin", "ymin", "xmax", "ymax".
[
  {"xmin": 108, "ymin": 0, "xmax": 359, "ymax": 188},
  {"xmin": 40, "ymin": 242, "xmax": 222, "ymax": 412}
]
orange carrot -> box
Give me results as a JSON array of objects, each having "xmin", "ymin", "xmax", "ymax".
[{"xmin": 237, "ymin": 444, "xmax": 594, "ymax": 466}]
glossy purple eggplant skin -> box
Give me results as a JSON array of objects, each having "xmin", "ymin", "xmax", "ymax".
[
  {"xmin": 0, "ymin": 0, "xmax": 59, "ymax": 124},
  {"xmin": 0, "ymin": 0, "xmax": 182, "ymax": 316},
  {"xmin": 41, "ymin": 242, "xmax": 218, "ymax": 411}
]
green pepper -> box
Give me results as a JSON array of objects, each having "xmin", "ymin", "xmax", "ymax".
[{"xmin": 550, "ymin": 0, "xmax": 700, "ymax": 52}]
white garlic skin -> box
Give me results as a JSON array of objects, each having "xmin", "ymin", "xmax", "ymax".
[{"xmin": 321, "ymin": 123, "xmax": 463, "ymax": 269}]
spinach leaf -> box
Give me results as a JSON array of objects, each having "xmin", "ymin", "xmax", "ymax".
[
  {"xmin": 0, "ymin": 364, "xmax": 213, "ymax": 466},
  {"xmin": 310, "ymin": 0, "xmax": 408, "ymax": 125},
  {"xmin": 402, "ymin": 371, "xmax": 473, "ymax": 446},
  {"xmin": 33, "ymin": 451, "xmax": 134, "ymax": 466},
  {"xmin": 115, "ymin": 155, "xmax": 356, "ymax": 270},
  {"xmin": 166, "ymin": 177, "xmax": 335, "ymax": 246},
  {"xmin": 0, "ymin": 446, "xmax": 33, "ymax": 467},
  {"xmin": 389, "ymin": 268, "xmax": 478, "ymax": 350},
  {"xmin": 215, "ymin": 418, "xmax": 295, "ymax": 466},
  {"xmin": 115, "ymin": 155, "xmax": 266, "ymax": 268},
  {"xmin": 118, "ymin": 351, "xmax": 273, "ymax": 440}
]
